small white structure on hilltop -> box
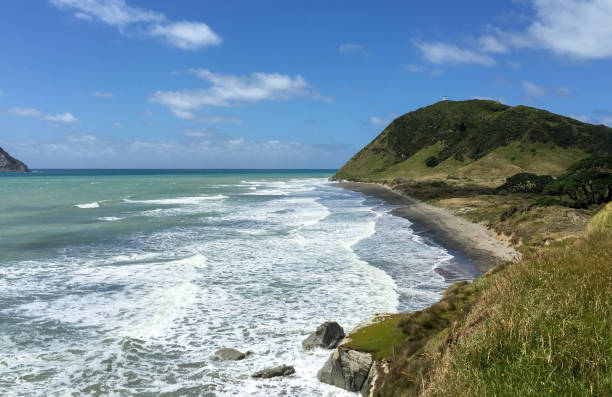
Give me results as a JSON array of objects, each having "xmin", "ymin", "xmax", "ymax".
[{"xmin": 443, "ymin": 96, "xmax": 447, "ymax": 101}]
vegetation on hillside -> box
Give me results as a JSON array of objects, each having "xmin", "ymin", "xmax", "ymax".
[
  {"xmin": 333, "ymin": 100, "xmax": 612, "ymax": 396},
  {"xmin": 333, "ymin": 100, "xmax": 612, "ymax": 185},
  {"xmin": 341, "ymin": 204, "xmax": 612, "ymax": 397}
]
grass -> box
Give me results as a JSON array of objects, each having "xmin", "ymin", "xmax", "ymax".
[
  {"xmin": 333, "ymin": 99, "xmax": 610, "ymax": 183},
  {"xmin": 421, "ymin": 227, "xmax": 612, "ymax": 397},
  {"xmin": 429, "ymin": 193, "xmax": 596, "ymax": 248},
  {"xmin": 341, "ymin": 314, "xmax": 409, "ymax": 360},
  {"xmin": 587, "ymin": 202, "xmax": 612, "ymax": 232},
  {"xmin": 351, "ymin": 201, "xmax": 612, "ymax": 397},
  {"xmin": 339, "ymin": 141, "xmax": 587, "ymax": 187}
]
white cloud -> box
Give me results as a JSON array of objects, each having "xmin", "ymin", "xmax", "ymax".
[
  {"xmin": 11, "ymin": 131, "xmax": 350, "ymax": 168},
  {"xmin": 602, "ymin": 117, "xmax": 612, "ymax": 127},
  {"xmin": 568, "ymin": 114, "xmax": 592, "ymax": 123},
  {"xmin": 368, "ymin": 116, "xmax": 388, "ymax": 126},
  {"xmin": 112, "ymin": 121, "xmax": 123, "ymax": 128},
  {"xmin": 50, "ymin": 0, "xmax": 164, "ymax": 26},
  {"xmin": 8, "ymin": 107, "xmax": 78, "ymax": 123},
  {"xmin": 403, "ymin": 64, "xmax": 425, "ymax": 72},
  {"xmin": 151, "ymin": 69, "xmax": 327, "ymax": 119},
  {"xmin": 92, "ymin": 90, "xmax": 114, "ymax": 98},
  {"xmin": 149, "ymin": 22, "xmax": 221, "ymax": 50},
  {"xmin": 480, "ymin": 0, "xmax": 612, "ymax": 59},
  {"xmin": 183, "ymin": 127, "xmax": 215, "ymax": 137},
  {"xmin": 339, "ymin": 43, "xmax": 369, "ymax": 56},
  {"xmin": 50, "ymin": 0, "xmax": 221, "ymax": 50},
  {"xmin": 479, "ymin": 35, "xmax": 508, "ymax": 53},
  {"xmin": 522, "ymin": 81, "xmax": 547, "ymax": 97},
  {"xmin": 555, "ymin": 86, "xmax": 571, "ymax": 97},
  {"xmin": 430, "ymin": 68, "xmax": 444, "ymax": 76},
  {"xmin": 416, "ymin": 42, "xmax": 496, "ymax": 66},
  {"xmin": 0, "ymin": 89, "xmax": 4, "ymax": 97}
]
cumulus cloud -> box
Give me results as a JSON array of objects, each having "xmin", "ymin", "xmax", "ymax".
[
  {"xmin": 416, "ymin": 42, "xmax": 496, "ymax": 66},
  {"xmin": 50, "ymin": 0, "xmax": 221, "ymax": 50},
  {"xmin": 50, "ymin": 0, "xmax": 164, "ymax": 26},
  {"xmin": 479, "ymin": 35, "xmax": 508, "ymax": 53},
  {"xmin": 479, "ymin": 0, "xmax": 612, "ymax": 59},
  {"xmin": 151, "ymin": 69, "xmax": 328, "ymax": 119},
  {"xmin": 368, "ymin": 116, "xmax": 388, "ymax": 126},
  {"xmin": 8, "ymin": 107, "xmax": 78, "ymax": 123},
  {"xmin": 338, "ymin": 43, "xmax": 369, "ymax": 56},
  {"xmin": 522, "ymin": 81, "xmax": 547, "ymax": 97},
  {"xmin": 568, "ymin": 114, "xmax": 592, "ymax": 123},
  {"xmin": 9, "ymin": 131, "xmax": 351, "ymax": 168},
  {"xmin": 92, "ymin": 91, "xmax": 114, "ymax": 98},
  {"xmin": 149, "ymin": 22, "xmax": 221, "ymax": 50}
]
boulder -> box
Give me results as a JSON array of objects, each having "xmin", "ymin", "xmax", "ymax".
[
  {"xmin": 214, "ymin": 348, "xmax": 247, "ymax": 361},
  {"xmin": 317, "ymin": 348, "xmax": 373, "ymax": 393},
  {"xmin": 302, "ymin": 321, "xmax": 345, "ymax": 350},
  {"xmin": 251, "ymin": 365, "xmax": 296, "ymax": 379}
]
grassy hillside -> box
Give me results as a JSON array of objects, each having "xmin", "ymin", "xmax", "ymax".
[
  {"xmin": 341, "ymin": 204, "xmax": 612, "ymax": 396},
  {"xmin": 333, "ymin": 100, "xmax": 612, "ymax": 186}
]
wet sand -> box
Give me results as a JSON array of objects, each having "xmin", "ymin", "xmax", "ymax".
[{"xmin": 338, "ymin": 182, "xmax": 520, "ymax": 273}]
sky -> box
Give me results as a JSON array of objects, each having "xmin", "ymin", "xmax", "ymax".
[{"xmin": 1, "ymin": 0, "xmax": 612, "ymax": 168}]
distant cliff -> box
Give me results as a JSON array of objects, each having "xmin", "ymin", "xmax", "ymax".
[{"xmin": 0, "ymin": 147, "xmax": 30, "ymax": 172}]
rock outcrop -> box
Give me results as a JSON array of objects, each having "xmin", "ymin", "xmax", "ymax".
[
  {"xmin": 214, "ymin": 348, "xmax": 250, "ymax": 361},
  {"xmin": 317, "ymin": 348, "xmax": 374, "ymax": 395},
  {"xmin": 0, "ymin": 147, "xmax": 29, "ymax": 172},
  {"xmin": 302, "ymin": 321, "xmax": 345, "ymax": 350},
  {"xmin": 251, "ymin": 365, "xmax": 295, "ymax": 378}
]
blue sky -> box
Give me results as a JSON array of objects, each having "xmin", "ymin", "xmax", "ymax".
[{"xmin": 1, "ymin": 0, "xmax": 611, "ymax": 168}]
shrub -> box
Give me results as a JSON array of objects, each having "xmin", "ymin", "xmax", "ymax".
[
  {"xmin": 544, "ymin": 156, "xmax": 612, "ymax": 205},
  {"xmin": 425, "ymin": 156, "xmax": 440, "ymax": 167},
  {"xmin": 497, "ymin": 172, "xmax": 553, "ymax": 193}
]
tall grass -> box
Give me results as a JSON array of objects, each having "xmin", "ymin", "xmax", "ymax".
[{"xmin": 422, "ymin": 230, "xmax": 612, "ymax": 396}]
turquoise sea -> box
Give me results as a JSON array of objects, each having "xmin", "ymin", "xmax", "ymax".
[{"xmin": 0, "ymin": 170, "xmax": 478, "ymax": 396}]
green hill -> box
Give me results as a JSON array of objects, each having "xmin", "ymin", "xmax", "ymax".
[{"xmin": 333, "ymin": 100, "xmax": 612, "ymax": 186}]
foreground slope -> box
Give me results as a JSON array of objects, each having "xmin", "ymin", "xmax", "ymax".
[
  {"xmin": 0, "ymin": 147, "xmax": 30, "ymax": 172},
  {"xmin": 334, "ymin": 100, "xmax": 612, "ymax": 186},
  {"xmin": 333, "ymin": 203, "xmax": 611, "ymax": 397}
]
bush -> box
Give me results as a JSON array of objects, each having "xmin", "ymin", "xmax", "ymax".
[
  {"xmin": 545, "ymin": 156, "xmax": 612, "ymax": 205},
  {"xmin": 497, "ymin": 172, "xmax": 553, "ymax": 193},
  {"xmin": 425, "ymin": 156, "xmax": 440, "ymax": 167}
]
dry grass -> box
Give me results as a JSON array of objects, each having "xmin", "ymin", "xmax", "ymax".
[{"xmin": 420, "ymin": 229, "xmax": 612, "ymax": 397}]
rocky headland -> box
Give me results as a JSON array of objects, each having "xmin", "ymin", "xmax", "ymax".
[{"xmin": 0, "ymin": 147, "xmax": 30, "ymax": 172}]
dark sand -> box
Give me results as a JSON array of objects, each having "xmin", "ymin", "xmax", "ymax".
[{"xmin": 338, "ymin": 182, "xmax": 520, "ymax": 273}]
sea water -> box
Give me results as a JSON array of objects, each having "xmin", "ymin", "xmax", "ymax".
[{"xmin": 0, "ymin": 170, "xmax": 478, "ymax": 396}]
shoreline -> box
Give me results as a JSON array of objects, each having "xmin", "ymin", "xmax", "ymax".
[{"xmin": 337, "ymin": 181, "xmax": 520, "ymax": 273}]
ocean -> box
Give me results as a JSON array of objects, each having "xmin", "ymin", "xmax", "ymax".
[{"xmin": 0, "ymin": 170, "xmax": 479, "ymax": 396}]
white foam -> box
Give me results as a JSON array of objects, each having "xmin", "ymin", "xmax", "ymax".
[
  {"xmin": 97, "ymin": 216, "xmax": 123, "ymax": 222},
  {"xmin": 124, "ymin": 195, "xmax": 228, "ymax": 205},
  {"xmin": 75, "ymin": 202, "xmax": 99, "ymax": 209},
  {"xmin": 1, "ymin": 175, "xmax": 461, "ymax": 396},
  {"xmin": 240, "ymin": 189, "xmax": 287, "ymax": 196}
]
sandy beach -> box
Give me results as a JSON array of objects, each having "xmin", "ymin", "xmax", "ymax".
[{"xmin": 337, "ymin": 182, "xmax": 520, "ymax": 273}]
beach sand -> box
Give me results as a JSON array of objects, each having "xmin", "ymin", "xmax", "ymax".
[{"xmin": 338, "ymin": 182, "xmax": 520, "ymax": 273}]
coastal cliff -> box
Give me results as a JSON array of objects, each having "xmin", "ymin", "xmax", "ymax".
[
  {"xmin": 0, "ymin": 147, "xmax": 30, "ymax": 172},
  {"xmin": 322, "ymin": 100, "xmax": 612, "ymax": 396}
]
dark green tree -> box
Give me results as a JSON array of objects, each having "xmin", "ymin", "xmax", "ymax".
[{"xmin": 544, "ymin": 156, "xmax": 612, "ymax": 205}]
